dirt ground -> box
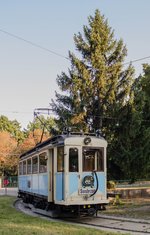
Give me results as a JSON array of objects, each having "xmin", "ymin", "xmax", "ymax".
[{"xmin": 101, "ymin": 197, "xmax": 150, "ymax": 220}]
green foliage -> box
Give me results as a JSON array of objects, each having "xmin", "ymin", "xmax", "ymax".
[
  {"xmin": 107, "ymin": 180, "xmax": 116, "ymax": 189},
  {"xmin": 108, "ymin": 64, "xmax": 150, "ymax": 180},
  {"xmin": 27, "ymin": 115, "xmax": 57, "ymax": 136},
  {"xmin": 52, "ymin": 9, "xmax": 150, "ymax": 181},
  {"xmin": 51, "ymin": 9, "xmax": 134, "ymax": 135},
  {"xmin": 134, "ymin": 64, "xmax": 150, "ymax": 179},
  {"xmin": 0, "ymin": 115, "xmax": 24, "ymax": 143},
  {"xmin": 112, "ymin": 195, "xmax": 123, "ymax": 206}
]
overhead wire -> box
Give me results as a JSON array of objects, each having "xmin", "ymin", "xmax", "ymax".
[
  {"xmin": 123, "ymin": 55, "xmax": 150, "ymax": 65},
  {"xmin": 0, "ymin": 28, "xmax": 150, "ymax": 65},
  {"xmin": 0, "ymin": 110, "xmax": 33, "ymax": 114},
  {"xmin": 0, "ymin": 29, "xmax": 150, "ymax": 125},
  {"xmin": 0, "ymin": 110, "xmax": 150, "ymax": 122},
  {"xmin": 0, "ymin": 110, "xmax": 54, "ymax": 115},
  {"xmin": 0, "ymin": 28, "xmax": 69, "ymax": 60}
]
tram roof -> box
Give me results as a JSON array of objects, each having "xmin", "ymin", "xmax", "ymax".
[{"xmin": 20, "ymin": 132, "xmax": 105, "ymax": 158}]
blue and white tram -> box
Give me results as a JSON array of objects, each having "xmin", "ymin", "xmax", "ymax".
[{"xmin": 18, "ymin": 132, "xmax": 108, "ymax": 216}]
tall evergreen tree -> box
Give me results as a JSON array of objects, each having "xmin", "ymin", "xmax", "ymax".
[{"xmin": 51, "ymin": 9, "xmax": 134, "ymax": 136}]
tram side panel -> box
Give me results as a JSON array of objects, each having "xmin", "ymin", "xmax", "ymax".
[{"xmin": 18, "ymin": 151, "xmax": 49, "ymax": 198}]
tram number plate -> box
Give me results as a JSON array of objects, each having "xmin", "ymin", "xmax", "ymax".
[{"xmin": 79, "ymin": 188, "xmax": 96, "ymax": 195}]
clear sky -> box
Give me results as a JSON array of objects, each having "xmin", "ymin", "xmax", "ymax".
[{"xmin": 0, "ymin": 0, "xmax": 150, "ymax": 129}]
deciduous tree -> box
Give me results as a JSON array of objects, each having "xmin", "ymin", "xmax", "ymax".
[
  {"xmin": 109, "ymin": 64, "xmax": 150, "ymax": 180},
  {"xmin": 27, "ymin": 115, "xmax": 57, "ymax": 136},
  {"xmin": 0, "ymin": 131, "xmax": 18, "ymax": 175},
  {"xmin": 0, "ymin": 115, "xmax": 24, "ymax": 143},
  {"xmin": 19, "ymin": 129, "xmax": 49, "ymax": 154}
]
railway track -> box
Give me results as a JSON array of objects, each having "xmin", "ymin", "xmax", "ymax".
[
  {"xmin": 14, "ymin": 199, "xmax": 150, "ymax": 235},
  {"xmin": 67, "ymin": 215, "xmax": 150, "ymax": 234}
]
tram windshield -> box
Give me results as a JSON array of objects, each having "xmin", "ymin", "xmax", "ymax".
[
  {"xmin": 69, "ymin": 148, "xmax": 78, "ymax": 172},
  {"xmin": 83, "ymin": 147, "xmax": 104, "ymax": 172}
]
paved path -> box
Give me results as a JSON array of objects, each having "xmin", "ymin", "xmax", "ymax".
[{"xmin": 0, "ymin": 187, "xmax": 18, "ymax": 196}]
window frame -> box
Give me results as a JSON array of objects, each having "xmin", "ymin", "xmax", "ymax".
[
  {"xmin": 97, "ymin": 148, "xmax": 104, "ymax": 172},
  {"xmin": 32, "ymin": 155, "xmax": 38, "ymax": 174},
  {"xmin": 23, "ymin": 160, "xmax": 27, "ymax": 175},
  {"xmin": 27, "ymin": 158, "xmax": 32, "ymax": 174},
  {"xmin": 57, "ymin": 146, "xmax": 64, "ymax": 172},
  {"xmin": 69, "ymin": 147, "xmax": 79, "ymax": 172},
  {"xmin": 39, "ymin": 152, "xmax": 47, "ymax": 173},
  {"xmin": 82, "ymin": 147, "xmax": 104, "ymax": 172}
]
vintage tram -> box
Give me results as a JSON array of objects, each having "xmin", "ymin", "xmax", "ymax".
[{"xmin": 18, "ymin": 131, "xmax": 108, "ymax": 216}]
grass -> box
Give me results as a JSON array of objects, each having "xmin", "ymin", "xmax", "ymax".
[{"xmin": 0, "ymin": 196, "xmax": 127, "ymax": 235}]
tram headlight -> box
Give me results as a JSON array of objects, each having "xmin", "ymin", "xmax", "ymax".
[{"xmin": 84, "ymin": 137, "xmax": 91, "ymax": 145}]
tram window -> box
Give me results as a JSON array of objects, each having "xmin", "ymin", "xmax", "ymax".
[
  {"xmin": 39, "ymin": 153, "xmax": 47, "ymax": 173},
  {"xmin": 19, "ymin": 162, "xmax": 23, "ymax": 175},
  {"xmin": 83, "ymin": 148, "xmax": 104, "ymax": 172},
  {"xmin": 27, "ymin": 158, "xmax": 32, "ymax": 174},
  {"xmin": 32, "ymin": 156, "xmax": 38, "ymax": 174},
  {"xmin": 57, "ymin": 147, "xmax": 64, "ymax": 172},
  {"xmin": 23, "ymin": 161, "xmax": 26, "ymax": 175},
  {"xmin": 69, "ymin": 148, "xmax": 78, "ymax": 172},
  {"xmin": 97, "ymin": 148, "xmax": 104, "ymax": 171},
  {"xmin": 83, "ymin": 148, "xmax": 95, "ymax": 172}
]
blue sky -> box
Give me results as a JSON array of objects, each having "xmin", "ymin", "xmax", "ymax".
[{"xmin": 0, "ymin": 0, "xmax": 150, "ymax": 129}]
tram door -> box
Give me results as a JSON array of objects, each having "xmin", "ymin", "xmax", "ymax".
[
  {"xmin": 55, "ymin": 146, "xmax": 64, "ymax": 201},
  {"xmin": 68, "ymin": 146, "xmax": 79, "ymax": 198},
  {"xmin": 48, "ymin": 148, "xmax": 54, "ymax": 202}
]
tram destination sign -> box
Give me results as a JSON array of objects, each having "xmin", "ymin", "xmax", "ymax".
[{"xmin": 79, "ymin": 188, "xmax": 96, "ymax": 195}]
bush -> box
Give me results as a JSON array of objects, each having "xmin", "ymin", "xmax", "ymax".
[{"xmin": 107, "ymin": 180, "xmax": 116, "ymax": 189}]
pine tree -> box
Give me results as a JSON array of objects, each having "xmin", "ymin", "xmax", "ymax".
[{"xmin": 51, "ymin": 9, "xmax": 134, "ymax": 134}]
